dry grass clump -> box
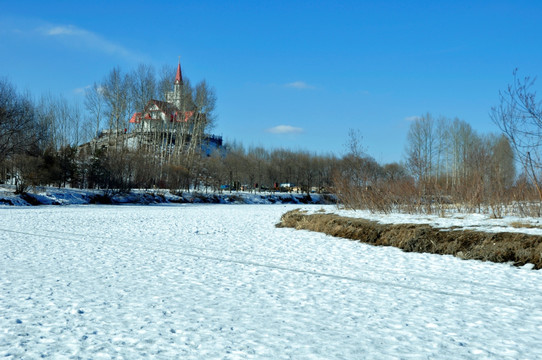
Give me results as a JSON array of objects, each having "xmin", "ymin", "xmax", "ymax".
[
  {"xmin": 509, "ymin": 221, "xmax": 542, "ymax": 229},
  {"xmin": 277, "ymin": 210, "xmax": 542, "ymax": 269}
]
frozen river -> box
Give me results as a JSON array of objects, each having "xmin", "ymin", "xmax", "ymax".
[{"xmin": 1, "ymin": 204, "xmax": 542, "ymax": 359}]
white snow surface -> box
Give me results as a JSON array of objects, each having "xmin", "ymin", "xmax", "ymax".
[{"xmin": 1, "ymin": 204, "xmax": 542, "ymax": 359}]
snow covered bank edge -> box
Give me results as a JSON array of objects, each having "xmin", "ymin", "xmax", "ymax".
[
  {"xmin": 277, "ymin": 209, "xmax": 542, "ymax": 269},
  {"xmin": 0, "ymin": 187, "xmax": 337, "ymax": 206}
]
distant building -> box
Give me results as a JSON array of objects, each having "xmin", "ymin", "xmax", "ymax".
[
  {"xmin": 83, "ymin": 60, "xmax": 222, "ymax": 154},
  {"xmin": 129, "ymin": 62, "xmax": 192, "ymax": 132}
]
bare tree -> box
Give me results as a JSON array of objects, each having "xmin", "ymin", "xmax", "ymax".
[
  {"xmin": 486, "ymin": 134, "xmax": 516, "ymax": 216},
  {"xmin": 490, "ymin": 134, "xmax": 516, "ymax": 190},
  {"xmin": 102, "ymin": 66, "xmax": 130, "ymax": 149},
  {"xmin": 129, "ymin": 63, "xmax": 157, "ymax": 115},
  {"xmin": 84, "ymin": 82, "xmax": 105, "ymax": 150},
  {"xmin": 223, "ymin": 141, "xmax": 246, "ymax": 192},
  {"xmin": 405, "ymin": 114, "xmax": 435, "ymax": 186},
  {"xmin": 383, "ymin": 162, "xmax": 408, "ymax": 182},
  {"xmin": 35, "ymin": 93, "xmax": 58, "ymax": 150},
  {"xmin": 341, "ymin": 129, "xmax": 372, "ymax": 188},
  {"xmin": 434, "ymin": 116, "xmax": 450, "ymax": 186},
  {"xmin": 248, "ymin": 146, "xmax": 269, "ymax": 191},
  {"xmin": 157, "ymin": 65, "xmax": 175, "ymax": 102},
  {"xmin": 491, "ymin": 69, "xmax": 542, "ymax": 199},
  {"xmin": 0, "ymin": 78, "xmax": 36, "ymax": 163},
  {"xmin": 447, "ymin": 118, "xmax": 477, "ymax": 189},
  {"xmin": 187, "ymin": 80, "xmax": 217, "ymax": 157}
]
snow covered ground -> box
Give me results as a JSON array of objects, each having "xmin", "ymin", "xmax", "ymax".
[{"xmin": 1, "ymin": 204, "xmax": 542, "ymax": 359}]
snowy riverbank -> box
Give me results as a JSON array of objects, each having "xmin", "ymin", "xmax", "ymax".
[
  {"xmin": 278, "ymin": 209, "xmax": 542, "ymax": 269},
  {"xmin": 0, "ymin": 185, "xmax": 335, "ymax": 206}
]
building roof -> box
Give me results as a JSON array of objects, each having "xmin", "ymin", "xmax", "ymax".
[
  {"xmin": 129, "ymin": 99, "xmax": 194, "ymax": 123},
  {"xmin": 151, "ymin": 99, "xmax": 176, "ymax": 113},
  {"xmin": 174, "ymin": 111, "xmax": 194, "ymax": 122}
]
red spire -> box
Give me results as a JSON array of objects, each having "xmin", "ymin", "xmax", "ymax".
[{"xmin": 175, "ymin": 59, "xmax": 182, "ymax": 83}]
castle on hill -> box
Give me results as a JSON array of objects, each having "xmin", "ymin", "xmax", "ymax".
[
  {"xmin": 129, "ymin": 61, "xmax": 191, "ymax": 132},
  {"xmin": 87, "ymin": 60, "xmax": 222, "ymax": 155}
]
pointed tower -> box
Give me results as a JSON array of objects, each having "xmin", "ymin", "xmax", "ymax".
[{"xmin": 173, "ymin": 59, "xmax": 183, "ymax": 109}]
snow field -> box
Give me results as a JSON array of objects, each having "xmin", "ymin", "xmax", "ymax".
[{"xmin": 1, "ymin": 204, "xmax": 542, "ymax": 359}]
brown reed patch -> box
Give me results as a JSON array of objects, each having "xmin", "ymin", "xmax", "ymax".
[
  {"xmin": 276, "ymin": 209, "xmax": 542, "ymax": 269},
  {"xmin": 509, "ymin": 221, "xmax": 542, "ymax": 229}
]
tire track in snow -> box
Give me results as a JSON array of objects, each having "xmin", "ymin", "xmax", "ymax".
[
  {"xmin": 0, "ymin": 226, "xmax": 539, "ymax": 311},
  {"xmin": 0, "ymin": 227, "xmax": 330, "ymax": 269},
  {"xmin": 1, "ymin": 225, "xmax": 534, "ymax": 297}
]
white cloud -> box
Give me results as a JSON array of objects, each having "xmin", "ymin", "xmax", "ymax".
[
  {"xmin": 405, "ymin": 115, "xmax": 421, "ymax": 122},
  {"xmin": 266, "ymin": 125, "xmax": 304, "ymax": 134},
  {"xmin": 37, "ymin": 24, "xmax": 135, "ymax": 59},
  {"xmin": 284, "ymin": 81, "xmax": 315, "ymax": 90},
  {"xmin": 46, "ymin": 25, "xmax": 79, "ymax": 36},
  {"xmin": 73, "ymin": 85, "xmax": 91, "ymax": 94}
]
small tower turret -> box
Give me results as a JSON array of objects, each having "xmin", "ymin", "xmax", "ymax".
[{"xmin": 173, "ymin": 58, "xmax": 183, "ymax": 109}]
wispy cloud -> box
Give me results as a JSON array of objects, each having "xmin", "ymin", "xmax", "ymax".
[
  {"xmin": 284, "ymin": 81, "xmax": 315, "ymax": 90},
  {"xmin": 46, "ymin": 26, "xmax": 79, "ymax": 36},
  {"xmin": 266, "ymin": 125, "xmax": 304, "ymax": 134},
  {"xmin": 36, "ymin": 24, "xmax": 136, "ymax": 59},
  {"xmin": 73, "ymin": 85, "xmax": 91, "ymax": 94},
  {"xmin": 405, "ymin": 115, "xmax": 421, "ymax": 122}
]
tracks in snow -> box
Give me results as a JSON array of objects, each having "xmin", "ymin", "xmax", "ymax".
[{"xmin": 1, "ymin": 226, "xmax": 539, "ymax": 311}]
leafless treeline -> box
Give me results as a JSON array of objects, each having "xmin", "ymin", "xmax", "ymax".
[
  {"xmin": 0, "ymin": 71, "xmax": 341, "ymax": 195},
  {"xmin": 0, "ymin": 76, "xmax": 85, "ymax": 193},
  {"xmin": 3, "ymin": 67, "xmax": 542, "ymax": 216},
  {"xmin": 0, "ymin": 71, "xmax": 398, "ymax": 197},
  {"xmin": 0, "ymin": 62, "xmax": 218, "ymax": 194},
  {"xmin": 335, "ymin": 111, "xmax": 541, "ymax": 217},
  {"xmin": 0, "ymin": 68, "xmax": 341, "ymax": 195}
]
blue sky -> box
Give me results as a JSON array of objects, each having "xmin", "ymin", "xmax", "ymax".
[{"xmin": 1, "ymin": 0, "xmax": 541, "ymax": 163}]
